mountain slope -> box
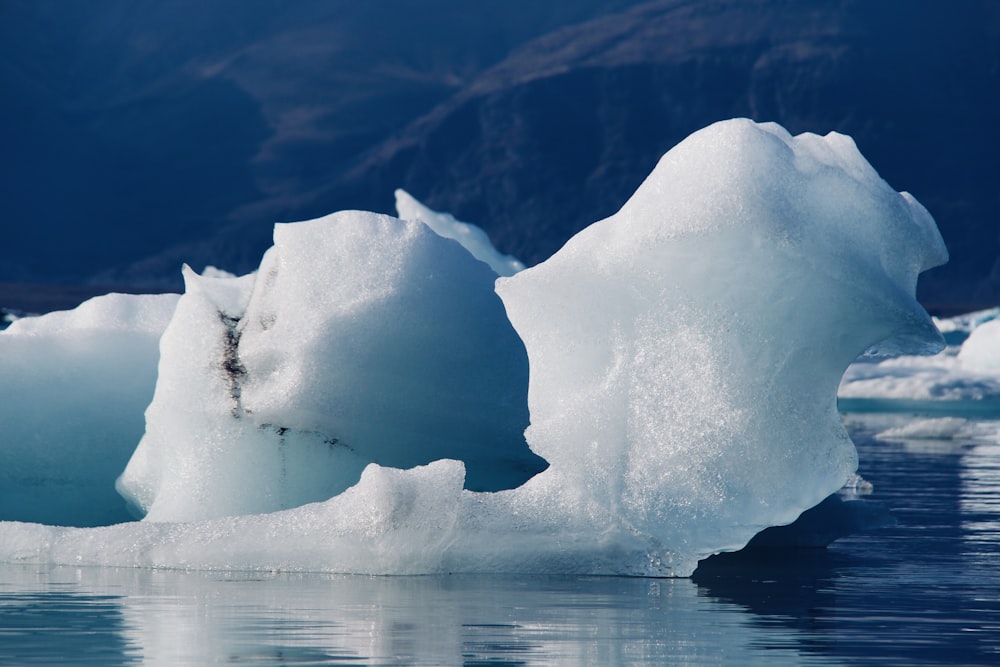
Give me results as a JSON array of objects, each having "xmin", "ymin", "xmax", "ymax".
[{"xmin": 3, "ymin": 0, "xmax": 997, "ymax": 310}]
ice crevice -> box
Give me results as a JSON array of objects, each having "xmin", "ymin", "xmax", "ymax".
[{"xmin": 219, "ymin": 311, "xmax": 247, "ymax": 418}]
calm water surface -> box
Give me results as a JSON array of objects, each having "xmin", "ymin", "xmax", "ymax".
[{"xmin": 2, "ymin": 414, "xmax": 999, "ymax": 666}]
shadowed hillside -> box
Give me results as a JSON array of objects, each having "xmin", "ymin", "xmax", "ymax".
[{"xmin": 2, "ymin": 0, "xmax": 997, "ymax": 310}]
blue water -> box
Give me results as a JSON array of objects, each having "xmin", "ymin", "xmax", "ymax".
[{"xmin": 2, "ymin": 414, "xmax": 999, "ymax": 666}]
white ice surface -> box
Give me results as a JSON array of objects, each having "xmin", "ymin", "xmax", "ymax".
[{"xmin": 118, "ymin": 212, "xmax": 543, "ymax": 522}]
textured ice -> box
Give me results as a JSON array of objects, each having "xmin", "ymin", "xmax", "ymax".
[
  {"xmin": 117, "ymin": 212, "xmax": 544, "ymax": 522},
  {"xmin": 495, "ymin": 119, "xmax": 945, "ymax": 568},
  {"xmin": 0, "ymin": 119, "xmax": 947, "ymax": 576}
]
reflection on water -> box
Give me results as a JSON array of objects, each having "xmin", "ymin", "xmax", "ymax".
[
  {"xmin": 2, "ymin": 567, "xmax": 817, "ymax": 666},
  {"xmin": 962, "ymin": 440, "xmax": 1000, "ymax": 553},
  {"xmin": 0, "ymin": 586, "xmax": 136, "ymax": 665},
  {"xmin": 2, "ymin": 415, "xmax": 1000, "ymax": 666}
]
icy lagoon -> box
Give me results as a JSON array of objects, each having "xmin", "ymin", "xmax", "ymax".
[
  {"xmin": 3, "ymin": 420, "xmax": 1000, "ymax": 665},
  {"xmin": 2, "ymin": 119, "xmax": 999, "ymax": 663}
]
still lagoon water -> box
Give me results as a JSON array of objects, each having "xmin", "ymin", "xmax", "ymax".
[{"xmin": 2, "ymin": 413, "xmax": 999, "ymax": 666}]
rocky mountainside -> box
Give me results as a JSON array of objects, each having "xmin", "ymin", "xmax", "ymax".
[
  {"xmin": 2, "ymin": 0, "xmax": 997, "ymax": 311},
  {"xmin": 325, "ymin": 0, "xmax": 999, "ymax": 309},
  {"xmin": 1, "ymin": 0, "xmax": 639, "ymax": 289}
]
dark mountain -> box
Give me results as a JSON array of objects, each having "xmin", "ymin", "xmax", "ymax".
[
  {"xmin": 2, "ymin": 0, "xmax": 997, "ymax": 311},
  {"xmin": 0, "ymin": 0, "xmax": 641, "ymax": 294},
  {"xmin": 323, "ymin": 0, "xmax": 1000, "ymax": 310}
]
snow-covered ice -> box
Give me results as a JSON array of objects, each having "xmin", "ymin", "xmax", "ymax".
[
  {"xmin": 0, "ymin": 119, "xmax": 949, "ymax": 576},
  {"xmin": 117, "ymin": 212, "xmax": 544, "ymax": 522}
]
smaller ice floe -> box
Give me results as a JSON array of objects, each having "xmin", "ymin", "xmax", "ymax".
[
  {"xmin": 876, "ymin": 417, "xmax": 972, "ymax": 441},
  {"xmin": 840, "ymin": 313, "xmax": 1000, "ymax": 416},
  {"xmin": 872, "ymin": 416, "xmax": 1000, "ymax": 449},
  {"xmin": 957, "ymin": 319, "xmax": 1000, "ymax": 371},
  {"xmin": 839, "ymin": 473, "xmax": 875, "ymax": 497},
  {"xmin": 0, "ymin": 292, "xmax": 180, "ymax": 526},
  {"xmin": 394, "ymin": 189, "xmax": 525, "ymax": 276},
  {"xmin": 933, "ymin": 306, "xmax": 999, "ymax": 346}
]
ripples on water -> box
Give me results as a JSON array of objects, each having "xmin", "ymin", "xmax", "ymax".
[{"xmin": 2, "ymin": 414, "xmax": 999, "ymax": 666}]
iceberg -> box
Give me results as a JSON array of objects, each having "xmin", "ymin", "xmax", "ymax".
[
  {"xmin": 117, "ymin": 212, "xmax": 545, "ymax": 522},
  {"xmin": 958, "ymin": 319, "xmax": 1000, "ymax": 371},
  {"xmin": 0, "ymin": 119, "xmax": 946, "ymax": 576},
  {"xmin": 934, "ymin": 307, "xmax": 999, "ymax": 346},
  {"xmin": 494, "ymin": 118, "xmax": 945, "ymax": 570},
  {"xmin": 0, "ymin": 292, "xmax": 179, "ymax": 526},
  {"xmin": 839, "ymin": 310, "xmax": 1000, "ymax": 415}
]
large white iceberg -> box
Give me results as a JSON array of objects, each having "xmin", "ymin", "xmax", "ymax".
[{"xmin": 0, "ymin": 119, "xmax": 947, "ymax": 576}]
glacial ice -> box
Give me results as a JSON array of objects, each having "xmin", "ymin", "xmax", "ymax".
[
  {"xmin": 839, "ymin": 308, "xmax": 1000, "ymax": 414},
  {"xmin": 0, "ymin": 119, "xmax": 949, "ymax": 576},
  {"xmin": 117, "ymin": 211, "xmax": 545, "ymax": 522},
  {"xmin": 0, "ymin": 292, "xmax": 179, "ymax": 526},
  {"xmin": 934, "ymin": 307, "xmax": 999, "ymax": 345},
  {"xmin": 494, "ymin": 119, "xmax": 946, "ymax": 568},
  {"xmin": 958, "ymin": 319, "xmax": 1000, "ymax": 371}
]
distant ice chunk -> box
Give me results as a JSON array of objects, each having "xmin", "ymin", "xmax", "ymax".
[
  {"xmin": 1, "ymin": 309, "xmax": 25, "ymax": 329},
  {"xmin": 198, "ymin": 265, "xmax": 239, "ymax": 280},
  {"xmin": 839, "ymin": 311, "xmax": 1000, "ymax": 415},
  {"xmin": 934, "ymin": 306, "xmax": 999, "ymax": 346},
  {"xmin": 958, "ymin": 319, "xmax": 1000, "ymax": 371},
  {"xmin": 876, "ymin": 417, "xmax": 972, "ymax": 441},
  {"xmin": 395, "ymin": 189, "xmax": 525, "ymax": 276},
  {"xmin": 0, "ymin": 292, "xmax": 179, "ymax": 526},
  {"xmin": 840, "ymin": 354, "xmax": 1000, "ymax": 402}
]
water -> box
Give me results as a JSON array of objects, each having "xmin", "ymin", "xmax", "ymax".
[{"xmin": 2, "ymin": 414, "xmax": 999, "ymax": 666}]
